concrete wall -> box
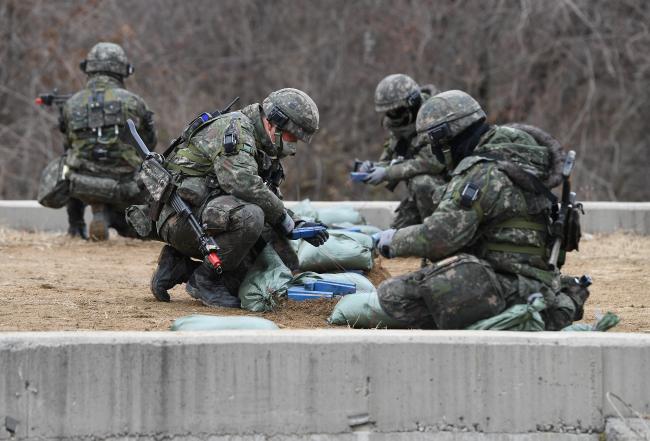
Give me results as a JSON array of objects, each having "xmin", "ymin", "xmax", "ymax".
[
  {"xmin": 1, "ymin": 331, "xmax": 648, "ymax": 440},
  {"xmin": 2, "ymin": 200, "xmax": 650, "ymax": 234}
]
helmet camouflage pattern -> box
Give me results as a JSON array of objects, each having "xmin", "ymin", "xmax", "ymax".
[
  {"xmin": 374, "ymin": 74, "xmax": 420, "ymax": 113},
  {"xmin": 83, "ymin": 42, "xmax": 132, "ymax": 77},
  {"xmin": 262, "ymin": 88, "xmax": 319, "ymax": 143},
  {"xmin": 416, "ymin": 90, "xmax": 486, "ymax": 138}
]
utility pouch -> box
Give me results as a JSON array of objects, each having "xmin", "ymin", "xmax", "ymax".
[
  {"xmin": 125, "ymin": 204, "xmax": 153, "ymax": 238},
  {"xmin": 560, "ymin": 274, "xmax": 591, "ymax": 321},
  {"xmin": 419, "ymin": 254, "xmax": 505, "ymax": 329},
  {"xmin": 564, "ymin": 204, "xmax": 583, "ymax": 252},
  {"xmin": 139, "ymin": 158, "xmax": 173, "ymax": 203},
  {"xmin": 176, "ymin": 176, "xmax": 209, "ymax": 206},
  {"xmin": 68, "ymin": 172, "xmax": 118, "ymax": 203},
  {"xmin": 37, "ymin": 156, "xmax": 70, "ymax": 208}
]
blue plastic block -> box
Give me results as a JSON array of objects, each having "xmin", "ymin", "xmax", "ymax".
[
  {"xmin": 350, "ymin": 172, "xmax": 369, "ymax": 182},
  {"xmin": 290, "ymin": 225, "xmax": 328, "ymax": 240},
  {"xmin": 287, "ymin": 286, "xmax": 334, "ymax": 301},
  {"xmin": 304, "ymin": 280, "xmax": 356, "ymax": 295}
]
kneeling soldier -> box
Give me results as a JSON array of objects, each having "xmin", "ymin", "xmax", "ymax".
[
  {"xmin": 147, "ymin": 88, "xmax": 328, "ymax": 308},
  {"xmin": 375, "ymin": 90, "xmax": 586, "ymax": 330}
]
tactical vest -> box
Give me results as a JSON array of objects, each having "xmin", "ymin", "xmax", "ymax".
[{"xmin": 66, "ymin": 84, "xmax": 136, "ymax": 165}]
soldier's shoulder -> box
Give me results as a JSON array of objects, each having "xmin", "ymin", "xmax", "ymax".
[{"xmin": 192, "ymin": 111, "xmax": 257, "ymax": 155}]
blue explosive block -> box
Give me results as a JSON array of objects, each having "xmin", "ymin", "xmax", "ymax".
[
  {"xmin": 350, "ymin": 172, "xmax": 369, "ymax": 182},
  {"xmin": 303, "ymin": 280, "xmax": 356, "ymax": 295},
  {"xmin": 289, "ymin": 225, "xmax": 328, "ymax": 240},
  {"xmin": 287, "ymin": 286, "xmax": 334, "ymax": 301}
]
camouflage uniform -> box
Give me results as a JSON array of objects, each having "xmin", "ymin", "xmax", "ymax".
[
  {"xmin": 368, "ymin": 74, "xmax": 447, "ymax": 228},
  {"xmin": 61, "ymin": 42, "xmax": 156, "ymax": 240},
  {"xmin": 377, "ymin": 90, "xmax": 580, "ymax": 330},
  {"xmin": 148, "ymin": 88, "xmax": 324, "ymax": 307}
]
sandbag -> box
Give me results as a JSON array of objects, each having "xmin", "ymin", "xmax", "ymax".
[
  {"xmin": 562, "ymin": 311, "xmax": 620, "ymax": 332},
  {"xmin": 328, "ymin": 291, "xmax": 407, "ymax": 328},
  {"xmin": 37, "ymin": 156, "xmax": 70, "ymax": 208},
  {"xmin": 291, "ymin": 198, "xmax": 365, "ymax": 226},
  {"xmin": 238, "ymin": 244, "xmax": 293, "ymax": 312},
  {"xmin": 317, "ymin": 207, "xmax": 365, "ymax": 226},
  {"xmin": 170, "ymin": 315, "xmax": 279, "ymax": 331},
  {"xmin": 466, "ymin": 296, "xmax": 546, "ymax": 331},
  {"xmin": 297, "ymin": 230, "xmax": 373, "ymax": 272}
]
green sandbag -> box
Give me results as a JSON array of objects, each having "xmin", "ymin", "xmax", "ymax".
[
  {"xmin": 466, "ymin": 296, "xmax": 547, "ymax": 331},
  {"xmin": 290, "ymin": 271, "xmax": 376, "ymax": 295},
  {"xmin": 170, "ymin": 315, "xmax": 279, "ymax": 331},
  {"xmin": 562, "ymin": 311, "xmax": 620, "ymax": 332},
  {"xmin": 328, "ymin": 291, "xmax": 407, "ymax": 328},
  {"xmin": 238, "ymin": 244, "xmax": 292, "ymax": 312},
  {"xmin": 317, "ymin": 207, "xmax": 365, "ymax": 226},
  {"xmin": 290, "ymin": 199, "xmax": 365, "ymax": 226},
  {"xmin": 290, "ymin": 199, "xmax": 319, "ymax": 221},
  {"xmin": 297, "ymin": 230, "xmax": 373, "ymax": 272}
]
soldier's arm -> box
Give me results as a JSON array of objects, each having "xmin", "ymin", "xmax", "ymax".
[
  {"xmin": 214, "ymin": 150, "xmax": 286, "ymax": 225},
  {"xmin": 384, "ymin": 145, "xmax": 445, "ymax": 181},
  {"xmin": 390, "ymin": 162, "xmax": 507, "ymax": 260}
]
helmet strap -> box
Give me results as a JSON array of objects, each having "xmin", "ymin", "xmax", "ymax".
[{"xmin": 273, "ymin": 128, "xmax": 284, "ymax": 157}]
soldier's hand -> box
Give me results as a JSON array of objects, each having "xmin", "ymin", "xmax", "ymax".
[
  {"xmin": 296, "ymin": 220, "xmax": 329, "ymax": 247},
  {"xmin": 364, "ymin": 166, "xmax": 387, "ymax": 185},
  {"xmin": 358, "ymin": 160, "xmax": 374, "ymax": 173},
  {"xmin": 375, "ymin": 228, "xmax": 396, "ymax": 258}
]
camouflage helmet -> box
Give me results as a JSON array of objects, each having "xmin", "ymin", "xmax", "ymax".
[
  {"xmin": 416, "ymin": 90, "xmax": 486, "ymax": 140},
  {"xmin": 81, "ymin": 42, "xmax": 133, "ymax": 77},
  {"xmin": 262, "ymin": 88, "xmax": 319, "ymax": 143},
  {"xmin": 374, "ymin": 74, "xmax": 421, "ymax": 113}
]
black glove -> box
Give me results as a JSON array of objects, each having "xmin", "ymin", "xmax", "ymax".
[{"xmin": 295, "ymin": 221, "xmax": 329, "ymax": 247}]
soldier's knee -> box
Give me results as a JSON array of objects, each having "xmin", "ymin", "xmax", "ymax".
[{"xmin": 409, "ymin": 174, "xmax": 438, "ymax": 193}]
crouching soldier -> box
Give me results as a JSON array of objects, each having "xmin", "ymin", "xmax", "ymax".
[
  {"xmin": 140, "ymin": 88, "xmax": 328, "ymax": 308},
  {"xmin": 57, "ymin": 42, "xmax": 157, "ymax": 240},
  {"xmin": 374, "ymin": 90, "xmax": 587, "ymax": 330},
  {"xmin": 358, "ymin": 74, "xmax": 447, "ymax": 228}
]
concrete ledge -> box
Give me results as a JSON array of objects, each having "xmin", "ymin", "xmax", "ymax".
[
  {"xmin": 1, "ymin": 200, "xmax": 650, "ymax": 234},
  {"xmin": 1, "ymin": 331, "xmax": 648, "ymax": 439}
]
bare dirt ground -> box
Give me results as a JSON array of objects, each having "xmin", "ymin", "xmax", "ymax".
[{"xmin": 0, "ymin": 228, "xmax": 648, "ymax": 332}]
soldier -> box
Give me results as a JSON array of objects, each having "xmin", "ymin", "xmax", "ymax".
[
  {"xmin": 358, "ymin": 74, "xmax": 447, "ymax": 228},
  {"xmin": 61, "ymin": 42, "xmax": 156, "ymax": 240},
  {"xmin": 374, "ymin": 90, "xmax": 586, "ymax": 330},
  {"xmin": 147, "ymin": 88, "xmax": 328, "ymax": 308}
]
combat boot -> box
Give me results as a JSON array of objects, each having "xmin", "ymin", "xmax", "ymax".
[
  {"xmin": 150, "ymin": 245, "xmax": 200, "ymax": 302},
  {"xmin": 89, "ymin": 204, "xmax": 109, "ymax": 241},
  {"xmin": 186, "ymin": 263, "xmax": 241, "ymax": 308},
  {"xmin": 67, "ymin": 222, "xmax": 88, "ymax": 240}
]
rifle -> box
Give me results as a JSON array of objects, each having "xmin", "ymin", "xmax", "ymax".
[
  {"xmin": 548, "ymin": 150, "xmax": 577, "ymax": 269},
  {"xmin": 162, "ymin": 96, "xmax": 240, "ymax": 158},
  {"xmin": 126, "ymin": 119, "xmax": 223, "ymax": 273},
  {"xmin": 35, "ymin": 89, "xmax": 71, "ymax": 111}
]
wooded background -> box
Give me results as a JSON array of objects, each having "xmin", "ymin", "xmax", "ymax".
[{"xmin": 1, "ymin": 0, "xmax": 648, "ymax": 201}]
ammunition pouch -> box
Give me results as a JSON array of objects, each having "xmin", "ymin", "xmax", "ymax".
[
  {"xmin": 37, "ymin": 156, "xmax": 70, "ymax": 209},
  {"xmin": 419, "ymin": 254, "xmax": 506, "ymax": 329},
  {"xmin": 564, "ymin": 204, "xmax": 583, "ymax": 252},
  {"xmin": 139, "ymin": 158, "xmax": 173, "ymax": 203},
  {"xmin": 125, "ymin": 204, "xmax": 154, "ymax": 238},
  {"xmin": 559, "ymin": 274, "xmax": 591, "ymax": 321}
]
